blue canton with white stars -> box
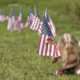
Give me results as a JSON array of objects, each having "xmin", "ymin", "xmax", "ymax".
[{"xmin": 41, "ymin": 15, "xmax": 52, "ymax": 36}]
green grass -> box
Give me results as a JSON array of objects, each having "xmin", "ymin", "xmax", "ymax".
[{"xmin": 0, "ymin": 0, "xmax": 80, "ymax": 80}]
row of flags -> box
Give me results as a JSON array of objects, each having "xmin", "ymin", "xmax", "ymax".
[
  {"xmin": 0, "ymin": 6, "xmax": 61, "ymax": 58},
  {"xmin": 24, "ymin": 6, "xmax": 61, "ymax": 57},
  {"xmin": 25, "ymin": 6, "xmax": 41, "ymax": 31},
  {"xmin": 37, "ymin": 9, "xmax": 61, "ymax": 57},
  {"xmin": 7, "ymin": 6, "xmax": 40, "ymax": 33},
  {"xmin": 7, "ymin": 8, "xmax": 23, "ymax": 33}
]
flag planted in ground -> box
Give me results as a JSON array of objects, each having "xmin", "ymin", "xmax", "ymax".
[
  {"xmin": 30, "ymin": 6, "xmax": 41, "ymax": 31},
  {"xmin": 45, "ymin": 9, "xmax": 56, "ymax": 37},
  {"xmin": 14, "ymin": 8, "xmax": 23, "ymax": 33},
  {"xmin": 38, "ymin": 9, "xmax": 56, "ymax": 37},
  {"xmin": 37, "ymin": 12, "xmax": 61, "ymax": 57},
  {"xmin": 7, "ymin": 8, "xmax": 16, "ymax": 32},
  {"xmin": 25, "ymin": 6, "xmax": 34, "ymax": 28},
  {"xmin": 0, "ymin": 11, "xmax": 7, "ymax": 22},
  {"xmin": 38, "ymin": 34, "xmax": 61, "ymax": 57}
]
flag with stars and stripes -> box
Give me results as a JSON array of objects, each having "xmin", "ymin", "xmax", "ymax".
[
  {"xmin": 14, "ymin": 8, "xmax": 23, "ymax": 33},
  {"xmin": 37, "ymin": 34, "xmax": 61, "ymax": 57},
  {"xmin": 7, "ymin": 8, "xmax": 16, "ymax": 32},
  {"xmin": 37, "ymin": 13, "xmax": 61, "ymax": 57},
  {"xmin": 45, "ymin": 9, "xmax": 56, "ymax": 37},
  {"xmin": 41, "ymin": 13, "xmax": 53, "ymax": 36},
  {"xmin": 38, "ymin": 9, "xmax": 56, "ymax": 37},
  {"xmin": 30, "ymin": 6, "xmax": 41, "ymax": 31},
  {"xmin": 0, "ymin": 11, "xmax": 7, "ymax": 22},
  {"xmin": 25, "ymin": 6, "xmax": 34, "ymax": 28}
]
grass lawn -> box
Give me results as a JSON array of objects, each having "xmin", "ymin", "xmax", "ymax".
[{"xmin": 0, "ymin": 0, "xmax": 80, "ymax": 80}]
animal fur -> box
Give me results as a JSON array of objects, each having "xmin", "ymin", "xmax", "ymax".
[
  {"xmin": 52, "ymin": 33, "xmax": 80, "ymax": 74},
  {"xmin": 58, "ymin": 33, "xmax": 79, "ymax": 67}
]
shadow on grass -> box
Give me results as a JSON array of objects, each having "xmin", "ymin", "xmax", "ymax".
[{"xmin": 63, "ymin": 68, "xmax": 75, "ymax": 75}]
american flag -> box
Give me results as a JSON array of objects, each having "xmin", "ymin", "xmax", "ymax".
[
  {"xmin": 25, "ymin": 6, "xmax": 34, "ymax": 28},
  {"xmin": 38, "ymin": 9, "xmax": 56, "ymax": 37},
  {"xmin": 45, "ymin": 9, "xmax": 56, "ymax": 37},
  {"xmin": 7, "ymin": 8, "xmax": 16, "ymax": 32},
  {"xmin": 30, "ymin": 6, "xmax": 41, "ymax": 31},
  {"xmin": 0, "ymin": 11, "xmax": 7, "ymax": 22},
  {"xmin": 37, "ymin": 13, "xmax": 61, "ymax": 57},
  {"xmin": 14, "ymin": 8, "xmax": 23, "ymax": 33}
]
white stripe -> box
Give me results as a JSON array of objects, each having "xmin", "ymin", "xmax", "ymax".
[
  {"xmin": 38, "ymin": 29, "xmax": 41, "ymax": 34},
  {"xmin": 51, "ymin": 45, "xmax": 54, "ymax": 56},
  {"xmin": 36, "ymin": 18, "xmax": 40, "ymax": 30},
  {"xmin": 43, "ymin": 41, "xmax": 46, "ymax": 56},
  {"xmin": 30, "ymin": 16, "xmax": 34, "ymax": 29},
  {"xmin": 58, "ymin": 49, "xmax": 61, "ymax": 56},
  {"xmin": 33, "ymin": 18, "xmax": 37, "ymax": 30},
  {"xmin": 38, "ymin": 24, "xmax": 42, "ymax": 35},
  {"xmin": 36, "ymin": 19, "xmax": 39, "ymax": 30},
  {"xmin": 39, "ymin": 35, "xmax": 44, "ymax": 55},
  {"xmin": 34, "ymin": 18, "xmax": 38, "ymax": 30},
  {"xmin": 30, "ymin": 18, "xmax": 34, "ymax": 29},
  {"xmin": 50, "ymin": 21, "xmax": 56, "ymax": 35},
  {"xmin": 32, "ymin": 18, "xmax": 36, "ymax": 30},
  {"xmin": 43, "ymin": 36, "xmax": 48, "ymax": 56}
]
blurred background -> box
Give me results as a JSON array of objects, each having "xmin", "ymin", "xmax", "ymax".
[{"xmin": 0, "ymin": 0, "xmax": 80, "ymax": 36}]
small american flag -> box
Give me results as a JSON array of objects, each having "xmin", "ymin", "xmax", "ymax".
[
  {"xmin": 30, "ymin": 6, "xmax": 41, "ymax": 31},
  {"xmin": 45, "ymin": 9, "xmax": 56, "ymax": 37},
  {"xmin": 25, "ymin": 6, "xmax": 34, "ymax": 28},
  {"xmin": 38, "ymin": 9, "xmax": 56, "ymax": 37},
  {"xmin": 7, "ymin": 8, "xmax": 16, "ymax": 32},
  {"xmin": 0, "ymin": 11, "xmax": 7, "ymax": 22},
  {"xmin": 38, "ymin": 34, "xmax": 61, "ymax": 57},
  {"xmin": 14, "ymin": 8, "xmax": 23, "ymax": 33},
  {"xmin": 37, "ymin": 13, "xmax": 61, "ymax": 57}
]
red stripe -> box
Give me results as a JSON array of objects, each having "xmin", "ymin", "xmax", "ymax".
[
  {"xmin": 49, "ymin": 21, "xmax": 56, "ymax": 36},
  {"xmin": 38, "ymin": 23, "xmax": 42, "ymax": 35},
  {"xmin": 38, "ymin": 22, "xmax": 41, "ymax": 30},
  {"xmin": 53, "ymin": 45, "xmax": 56, "ymax": 56},
  {"xmin": 52, "ymin": 24, "xmax": 56, "ymax": 36},
  {"xmin": 33, "ymin": 18, "xmax": 37, "ymax": 30},
  {"xmin": 49, "ymin": 44, "xmax": 52, "ymax": 56},
  {"xmin": 41, "ymin": 35, "xmax": 46, "ymax": 55},
  {"xmin": 31, "ymin": 18, "xmax": 35, "ymax": 29},
  {"xmin": 45, "ymin": 43, "xmax": 48, "ymax": 56},
  {"xmin": 51, "ymin": 21, "xmax": 56, "ymax": 36},
  {"xmin": 32, "ymin": 18, "xmax": 36, "ymax": 30},
  {"xmin": 50, "ymin": 23, "xmax": 53, "ymax": 34},
  {"xmin": 37, "ymin": 34, "xmax": 42, "ymax": 55},
  {"xmin": 55, "ymin": 44, "xmax": 61, "ymax": 57}
]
